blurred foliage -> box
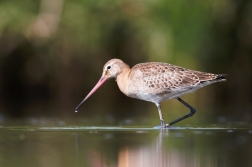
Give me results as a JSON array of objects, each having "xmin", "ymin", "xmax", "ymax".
[{"xmin": 0, "ymin": 0, "xmax": 251, "ymax": 125}]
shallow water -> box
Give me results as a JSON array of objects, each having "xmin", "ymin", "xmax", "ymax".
[{"xmin": 0, "ymin": 124, "xmax": 252, "ymax": 167}]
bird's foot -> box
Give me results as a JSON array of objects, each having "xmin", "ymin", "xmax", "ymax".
[
  {"xmin": 160, "ymin": 120, "xmax": 165, "ymax": 127},
  {"xmin": 165, "ymin": 123, "xmax": 170, "ymax": 128},
  {"xmin": 160, "ymin": 120, "xmax": 170, "ymax": 128}
]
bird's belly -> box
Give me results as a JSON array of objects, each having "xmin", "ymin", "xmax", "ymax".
[
  {"xmin": 127, "ymin": 89, "xmax": 174, "ymax": 103},
  {"xmin": 127, "ymin": 86, "xmax": 198, "ymax": 104},
  {"xmin": 137, "ymin": 92, "xmax": 171, "ymax": 103}
]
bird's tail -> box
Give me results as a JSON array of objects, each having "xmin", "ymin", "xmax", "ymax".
[
  {"xmin": 199, "ymin": 74, "xmax": 227, "ymax": 85},
  {"xmin": 215, "ymin": 74, "xmax": 227, "ymax": 81}
]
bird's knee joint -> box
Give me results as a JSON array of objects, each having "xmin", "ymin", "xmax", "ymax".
[{"xmin": 190, "ymin": 109, "xmax": 196, "ymax": 116}]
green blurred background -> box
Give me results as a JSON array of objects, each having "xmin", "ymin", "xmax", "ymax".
[{"xmin": 0, "ymin": 0, "xmax": 251, "ymax": 126}]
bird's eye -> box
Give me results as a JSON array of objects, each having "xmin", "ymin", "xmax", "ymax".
[{"xmin": 107, "ymin": 66, "xmax": 111, "ymax": 70}]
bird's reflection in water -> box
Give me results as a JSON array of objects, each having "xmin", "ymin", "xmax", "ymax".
[
  {"xmin": 116, "ymin": 129, "xmax": 219, "ymax": 167},
  {"xmin": 77, "ymin": 128, "xmax": 221, "ymax": 167}
]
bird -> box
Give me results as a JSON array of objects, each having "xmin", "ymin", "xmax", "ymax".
[{"xmin": 75, "ymin": 59, "xmax": 227, "ymax": 128}]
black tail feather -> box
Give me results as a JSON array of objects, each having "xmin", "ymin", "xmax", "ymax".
[
  {"xmin": 200, "ymin": 74, "xmax": 227, "ymax": 84},
  {"xmin": 216, "ymin": 74, "xmax": 228, "ymax": 80}
]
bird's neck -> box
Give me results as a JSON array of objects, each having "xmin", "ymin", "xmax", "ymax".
[{"xmin": 116, "ymin": 67, "xmax": 130, "ymax": 96}]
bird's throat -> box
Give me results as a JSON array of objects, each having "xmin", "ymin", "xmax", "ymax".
[{"xmin": 116, "ymin": 68, "xmax": 130, "ymax": 96}]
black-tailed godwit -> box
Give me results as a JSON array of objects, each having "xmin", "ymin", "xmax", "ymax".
[{"xmin": 75, "ymin": 59, "xmax": 227, "ymax": 128}]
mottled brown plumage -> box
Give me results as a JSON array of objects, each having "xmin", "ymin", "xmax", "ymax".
[{"xmin": 75, "ymin": 59, "xmax": 227, "ymax": 128}]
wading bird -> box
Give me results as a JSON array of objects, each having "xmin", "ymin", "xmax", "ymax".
[{"xmin": 75, "ymin": 59, "xmax": 226, "ymax": 128}]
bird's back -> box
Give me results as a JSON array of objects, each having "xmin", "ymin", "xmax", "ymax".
[{"xmin": 126, "ymin": 62, "xmax": 226, "ymax": 103}]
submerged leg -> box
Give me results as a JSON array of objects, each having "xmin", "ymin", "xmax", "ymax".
[
  {"xmin": 155, "ymin": 103, "xmax": 166, "ymax": 128},
  {"xmin": 167, "ymin": 97, "xmax": 196, "ymax": 127}
]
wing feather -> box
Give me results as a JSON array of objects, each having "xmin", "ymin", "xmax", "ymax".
[{"xmin": 131, "ymin": 62, "xmax": 222, "ymax": 90}]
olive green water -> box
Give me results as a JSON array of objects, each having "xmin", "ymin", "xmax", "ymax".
[{"xmin": 0, "ymin": 124, "xmax": 251, "ymax": 167}]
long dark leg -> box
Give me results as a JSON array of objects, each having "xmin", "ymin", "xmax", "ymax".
[
  {"xmin": 166, "ymin": 97, "xmax": 196, "ymax": 127},
  {"xmin": 155, "ymin": 103, "xmax": 166, "ymax": 128}
]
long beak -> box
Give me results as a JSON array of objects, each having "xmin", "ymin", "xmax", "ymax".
[{"xmin": 75, "ymin": 76, "xmax": 107, "ymax": 112}]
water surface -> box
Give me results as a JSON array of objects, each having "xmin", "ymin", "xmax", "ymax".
[{"xmin": 0, "ymin": 125, "xmax": 251, "ymax": 167}]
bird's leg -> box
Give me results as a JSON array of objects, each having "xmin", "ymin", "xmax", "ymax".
[
  {"xmin": 166, "ymin": 97, "xmax": 196, "ymax": 127},
  {"xmin": 155, "ymin": 103, "xmax": 166, "ymax": 128}
]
